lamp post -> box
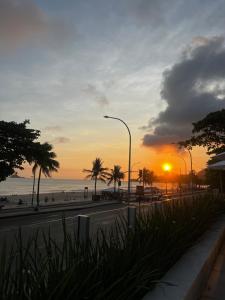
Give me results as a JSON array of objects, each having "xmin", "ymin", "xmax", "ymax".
[
  {"xmin": 170, "ymin": 153, "xmax": 187, "ymax": 175},
  {"xmin": 177, "ymin": 155, "xmax": 187, "ymax": 176},
  {"xmin": 186, "ymin": 148, "xmax": 193, "ymax": 195},
  {"xmin": 165, "ymin": 170, "xmax": 168, "ymax": 195},
  {"xmin": 162, "ymin": 163, "xmax": 171, "ymax": 196},
  {"xmin": 104, "ymin": 116, "xmax": 131, "ymax": 204},
  {"xmin": 171, "ymin": 143, "xmax": 193, "ymax": 194}
]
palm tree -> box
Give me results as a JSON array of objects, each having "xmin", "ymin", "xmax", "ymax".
[
  {"xmin": 137, "ymin": 168, "xmax": 155, "ymax": 187},
  {"xmin": 34, "ymin": 143, "xmax": 59, "ymax": 209},
  {"xmin": 137, "ymin": 169, "xmax": 143, "ymax": 185},
  {"xmin": 146, "ymin": 170, "xmax": 155, "ymax": 186},
  {"xmin": 29, "ymin": 142, "xmax": 42, "ymax": 207},
  {"xmin": 83, "ymin": 158, "xmax": 109, "ymax": 196},
  {"xmin": 31, "ymin": 162, "xmax": 38, "ymax": 206},
  {"xmin": 107, "ymin": 165, "xmax": 124, "ymax": 192}
]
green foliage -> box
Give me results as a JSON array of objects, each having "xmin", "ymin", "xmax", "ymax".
[
  {"xmin": 0, "ymin": 120, "xmax": 40, "ymax": 181},
  {"xmin": 179, "ymin": 109, "xmax": 225, "ymax": 154},
  {"xmin": 0, "ymin": 194, "xmax": 224, "ymax": 300}
]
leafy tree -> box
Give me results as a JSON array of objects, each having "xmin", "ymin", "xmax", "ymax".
[
  {"xmin": 0, "ymin": 120, "xmax": 40, "ymax": 181},
  {"xmin": 34, "ymin": 143, "xmax": 59, "ymax": 208},
  {"xmin": 83, "ymin": 158, "xmax": 109, "ymax": 196},
  {"xmin": 107, "ymin": 165, "xmax": 124, "ymax": 192},
  {"xmin": 179, "ymin": 109, "xmax": 225, "ymax": 155}
]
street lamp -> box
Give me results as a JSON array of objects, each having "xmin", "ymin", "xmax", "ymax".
[
  {"xmin": 104, "ymin": 116, "xmax": 132, "ymax": 204},
  {"xmin": 171, "ymin": 143, "xmax": 193, "ymax": 194},
  {"xmin": 177, "ymin": 155, "xmax": 187, "ymax": 176},
  {"xmin": 170, "ymin": 153, "xmax": 187, "ymax": 175},
  {"xmin": 162, "ymin": 163, "xmax": 172, "ymax": 195},
  {"xmin": 186, "ymin": 148, "xmax": 193, "ymax": 195}
]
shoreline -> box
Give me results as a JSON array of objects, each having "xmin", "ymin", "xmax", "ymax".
[{"xmin": 0, "ymin": 191, "xmax": 94, "ymax": 209}]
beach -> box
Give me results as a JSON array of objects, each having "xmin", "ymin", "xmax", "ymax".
[
  {"xmin": 0, "ymin": 191, "xmax": 94, "ymax": 209},
  {"xmin": 0, "ymin": 178, "xmax": 177, "ymax": 209}
]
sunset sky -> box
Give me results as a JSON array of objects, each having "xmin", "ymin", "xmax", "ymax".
[{"xmin": 1, "ymin": 0, "xmax": 225, "ymax": 179}]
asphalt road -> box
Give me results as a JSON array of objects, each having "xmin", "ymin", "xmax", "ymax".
[
  {"xmin": 0, "ymin": 202, "xmax": 128, "ymax": 247},
  {"xmin": 0, "ymin": 191, "xmax": 206, "ymax": 249}
]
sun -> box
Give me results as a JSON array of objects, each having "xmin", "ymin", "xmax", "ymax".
[{"xmin": 162, "ymin": 163, "xmax": 172, "ymax": 172}]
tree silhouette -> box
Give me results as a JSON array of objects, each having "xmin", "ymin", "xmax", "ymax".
[
  {"xmin": 137, "ymin": 169, "xmax": 143, "ymax": 185},
  {"xmin": 34, "ymin": 143, "xmax": 59, "ymax": 208},
  {"xmin": 31, "ymin": 163, "xmax": 38, "ymax": 206},
  {"xmin": 179, "ymin": 109, "xmax": 225, "ymax": 155},
  {"xmin": 107, "ymin": 165, "xmax": 124, "ymax": 192},
  {"xmin": 83, "ymin": 158, "xmax": 109, "ymax": 196},
  {"xmin": 137, "ymin": 168, "xmax": 155, "ymax": 187},
  {"xmin": 0, "ymin": 120, "xmax": 40, "ymax": 181},
  {"xmin": 30, "ymin": 142, "xmax": 42, "ymax": 206}
]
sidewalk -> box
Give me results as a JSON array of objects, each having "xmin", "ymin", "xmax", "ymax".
[
  {"xmin": 0, "ymin": 200, "xmax": 120, "ymax": 219},
  {"xmin": 200, "ymin": 240, "xmax": 225, "ymax": 299}
]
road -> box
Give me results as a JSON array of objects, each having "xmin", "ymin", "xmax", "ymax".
[
  {"xmin": 0, "ymin": 202, "xmax": 128, "ymax": 248},
  {"xmin": 0, "ymin": 191, "xmax": 206, "ymax": 249}
]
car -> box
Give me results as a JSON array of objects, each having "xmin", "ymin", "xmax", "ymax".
[
  {"xmin": 144, "ymin": 187, "xmax": 163, "ymax": 201},
  {"xmin": 101, "ymin": 188, "xmax": 124, "ymax": 200}
]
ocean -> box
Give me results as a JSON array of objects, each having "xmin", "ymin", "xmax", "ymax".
[
  {"xmin": 0, "ymin": 178, "xmax": 128, "ymax": 195},
  {"xmin": 0, "ymin": 178, "xmax": 176, "ymax": 196}
]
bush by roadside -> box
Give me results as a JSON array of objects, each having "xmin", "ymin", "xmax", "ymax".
[{"xmin": 0, "ymin": 193, "xmax": 225, "ymax": 300}]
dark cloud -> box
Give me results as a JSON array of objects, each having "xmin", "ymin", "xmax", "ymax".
[
  {"xmin": 126, "ymin": 0, "xmax": 175, "ymax": 26},
  {"xmin": 83, "ymin": 84, "xmax": 109, "ymax": 107},
  {"xmin": 0, "ymin": 0, "xmax": 70, "ymax": 52},
  {"xmin": 143, "ymin": 36, "xmax": 225, "ymax": 147}
]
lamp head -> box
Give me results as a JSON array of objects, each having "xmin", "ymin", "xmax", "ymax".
[{"xmin": 104, "ymin": 115, "xmax": 109, "ymax": 118}]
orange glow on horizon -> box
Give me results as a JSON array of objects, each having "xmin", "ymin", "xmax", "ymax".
[{"xmin": 18, "ymin": 141, "xmax": 209, "ymax": 180}]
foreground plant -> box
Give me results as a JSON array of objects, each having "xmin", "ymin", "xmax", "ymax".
[{"xmin": 0, "ymin": 193, "xmax": 224, "ymax": 300}]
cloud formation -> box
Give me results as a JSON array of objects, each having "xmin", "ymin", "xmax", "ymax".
[
  {"xmin": 0, "ymin": 0, "xmax": 69, "ymax": 52},
  {"xmin": 83, "ymin": 84, "xmax": 109, "ymax": 107},
  {"xmin": 143, "ymin": 36, "xmax": 225, "ymax": 147},
  {"xmin": 51, "ymin": 137, "xmax": 70, "ymax": 144},
  {"xmin": 44, "ymin": 126, "xmax": 62, "ymax": 132}
]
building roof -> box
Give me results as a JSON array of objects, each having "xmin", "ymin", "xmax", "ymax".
[{"xmin": 208, "ymin": 160, "xmax": 225, "ymax": 170}]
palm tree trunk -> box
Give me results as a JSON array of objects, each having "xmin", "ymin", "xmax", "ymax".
[
  {"xmin": 94, "ymin": 176, "xmax": 97, "ymax": 196},
  {"xmin": 114, "ymin": 180, "xmax": 116, "ymax": 192},
  {"xmin": 36, "ymin": 167, "xmax": 42, "ymax": 209},
  {"xmin": 31, "ymin": 170, "xmax": 36, "ymax": 206}
]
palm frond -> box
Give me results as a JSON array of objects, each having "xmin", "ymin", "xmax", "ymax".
[{"xmin": 83, "ymin": 169, "xmax": 92, "ymax": 173}]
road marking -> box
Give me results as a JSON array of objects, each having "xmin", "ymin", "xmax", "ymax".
[
  {"xmin": 0, "ymin": 206, "xmax": 125, "ymax": 231},
  {"xmin": 87, "ymin": 207, "xmax": 126, "ymax": 216}
]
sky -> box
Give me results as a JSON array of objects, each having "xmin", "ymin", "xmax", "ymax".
[{"xmin": 1, "ymin": 0, "xmax": 225, "ymax": 179}]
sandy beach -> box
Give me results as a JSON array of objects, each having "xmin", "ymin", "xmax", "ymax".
[{"xmin": 0, "ymin": 191, "xmax": 93, "ymax": 209}]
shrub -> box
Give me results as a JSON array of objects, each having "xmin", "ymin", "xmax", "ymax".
[{"xmin": 0, "ymin": 193, "xmax": 224, "ymax": 300}]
